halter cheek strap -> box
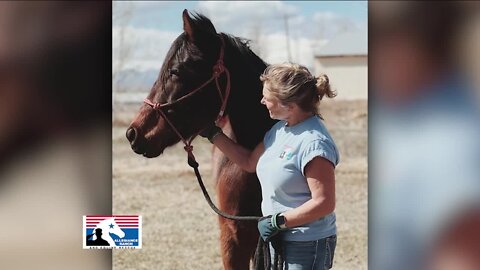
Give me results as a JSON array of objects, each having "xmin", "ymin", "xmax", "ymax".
[{"xmin": 143, "ymin": 34, "xmax": 231, "ymax": 165}]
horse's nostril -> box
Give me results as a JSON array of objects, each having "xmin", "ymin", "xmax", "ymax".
[{"xmin": 126, "ymin": 127, "xmax": 137, "ymax": 143}]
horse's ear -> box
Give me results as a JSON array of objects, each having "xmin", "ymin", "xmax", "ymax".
[{"xmin": 182, "ymin": 9, "xmax": 195, "ymax": 41}]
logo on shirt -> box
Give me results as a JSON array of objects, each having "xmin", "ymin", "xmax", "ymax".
[
  {"xmin": 279, "ymin": 145, "xmax": 294, "ymax": 160},
  {"xmin": 83, "ymin": 215, "xmax": 142, "ymax": 249}
]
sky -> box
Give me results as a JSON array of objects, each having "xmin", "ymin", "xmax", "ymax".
[{"xmin": 113, "ymin": 1, "xmax": 367, "ymax": 73}]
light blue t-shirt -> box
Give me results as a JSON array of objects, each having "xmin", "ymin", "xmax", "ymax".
[{"xmin": 256, "ymin": 115, "xmax": 339, "ymax": 241}]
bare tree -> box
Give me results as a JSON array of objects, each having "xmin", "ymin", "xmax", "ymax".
[
  {"xmin": 113, "ymin": 2, "xmax": 134, "ymax": 96},
  {"xmin": 335, "ymin": 17, "xmax": 357, "ymax": 36},
  {"xmin": 283, "ymin": 13, "xmax": 293, "ymax": 62},
  {"xmin": 248, "ymin": 16, "xmax": 267, "ymax": 59},
  {"xmin": 312, "ymin": 14, "xmax": 328, "ymax": 50}
]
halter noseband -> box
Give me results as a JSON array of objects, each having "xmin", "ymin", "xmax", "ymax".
[{"xmin": 143, "ymin": 34, "xmax": 231, "ymax": 164}]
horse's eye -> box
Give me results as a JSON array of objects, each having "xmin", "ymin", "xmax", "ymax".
[
  {"xmin": 169, "ymin": 68, "xmax": 180, "ymax": 77},
  {"xmin": 167, "ymin": 109, "xmax": 174, "ymax": 114}
]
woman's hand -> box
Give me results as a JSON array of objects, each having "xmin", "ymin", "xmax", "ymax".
[
  {"xmin": 199, "ymin": 123, "xmax": 223, "ymax": 143},
  {"xmin": 200, "ymin": 124, "xmax": 265, "ymax": 172},
  {"xmin": 257, "ymin": 213, "xmax": 287, "ymax": 241}
]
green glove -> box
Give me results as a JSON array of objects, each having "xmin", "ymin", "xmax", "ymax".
[
  {"xmin": 257, "ymin": 213, "xmax": 286, "ymax": 241},
  {"xmin": 199, "ymin": 123, "xmax": 223, "ymax": 143}
]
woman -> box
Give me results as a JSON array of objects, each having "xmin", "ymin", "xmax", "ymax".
[{"xmin": 202, "ymin": 63, "xmax": 339, "ymax": 269}]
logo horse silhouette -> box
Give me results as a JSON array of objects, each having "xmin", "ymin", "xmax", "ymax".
[{"xmin": 91, "ymin": 217, "xmax": 125, "ymax": 246}]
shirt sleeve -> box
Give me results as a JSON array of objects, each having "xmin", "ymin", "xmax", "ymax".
[{"xmin": 299, "ymin": 139, "xmax": 339, "ymax": 176}]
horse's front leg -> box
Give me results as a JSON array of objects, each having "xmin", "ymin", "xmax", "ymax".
[{"xmin": 216, "ymin": 165, "xmax": 262, "ymax": 270}]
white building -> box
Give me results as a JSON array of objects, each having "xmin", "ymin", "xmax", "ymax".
[{"xmin": 314, "ymin": 31, "xmax": 367, "ymax": 100}]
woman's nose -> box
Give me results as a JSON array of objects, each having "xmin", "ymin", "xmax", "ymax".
[{"xmin": 260, "ymin": 97, "xmax": 265, "ymax": 104}]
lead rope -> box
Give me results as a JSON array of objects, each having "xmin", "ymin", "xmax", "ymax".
[
  {"xmin": 185, "ymin": 150, "xmax": 260, "ymax": 221},
  {"xmin": 185, "ymin": 147, "xmax": 283, "ymax": 270}
]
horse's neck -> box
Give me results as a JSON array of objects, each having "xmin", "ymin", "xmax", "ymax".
[
  {"xmin": 224, "ymin": 49, "xmax": 274, "ymax": 150},
  {"xmin": 212, "ymin": 116, "xmax": 235, "ymax": 178}
]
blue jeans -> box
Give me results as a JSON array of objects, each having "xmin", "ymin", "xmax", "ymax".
[{"xmin": 270, "ymin": 235, "xmax": 337, "ymax": 270}]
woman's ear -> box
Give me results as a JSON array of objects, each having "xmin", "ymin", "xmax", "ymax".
[{"xmin": 285, "ymin": 103, "xmax": 296, "ymax": 112}]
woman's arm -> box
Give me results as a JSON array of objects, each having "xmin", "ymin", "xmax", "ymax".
[
  {"xmin": 282, "ymin": 156, "xmax": 336, "ymax": 228},
  {"xmin": 211, "ymin": 133, "xmax": 265, "ymax": 173}
]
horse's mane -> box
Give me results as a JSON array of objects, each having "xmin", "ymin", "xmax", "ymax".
[
  {"xmin": 191, "ymin": 12, "xmax": 266, "ymax": 59},
  {"xmin": 158, "ymin": 13, "xmax": 267, "ymax": 92},
  {"xmin": 220, "ymin": 33, "xmax": 268, "ymax": 76},
  {"xmin": 188, "ymin": 12, "xmax": 268, "ymax": 75},
  {"xmin": 188, "ymin": 13, "xmax": 217, "ymax": 35}
]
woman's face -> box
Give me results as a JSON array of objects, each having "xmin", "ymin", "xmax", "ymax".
[{"xmin": 261, "ymin": 84, "xmax": 290, "ymax": 120}]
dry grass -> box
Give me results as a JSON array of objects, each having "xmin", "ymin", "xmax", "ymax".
[{"xmin": 113, "ymin": 99, "xmax": 367, "ymax": 270}]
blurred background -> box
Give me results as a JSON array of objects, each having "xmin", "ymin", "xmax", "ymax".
[
  {"xmin": 113, "ymin": 1, "xmax": 367, "ymax": 269},
  {"xmin": 6, "ymin": 1, "xmax": 480, "ymax": 270},
  {"xmin": 369, "ymin": 1, "xmax": 480, "ymax": 270},
  {"xmin": 0, "ymin": 2, "xmax": 111, "ymax": 270}
]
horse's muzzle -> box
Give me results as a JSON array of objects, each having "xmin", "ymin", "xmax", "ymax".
[
  {"xmin": 126, "ymin": 127, "xmax": 137, "ymax": 144},
  {"xmin": 126, "ymin": 126, "xmax": 163, "ymax": 158},
  {"xmin": 126, "ymin": 126, "xmax": 145, "ymax": 154}
]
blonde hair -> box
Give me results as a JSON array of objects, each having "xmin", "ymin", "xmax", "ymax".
[{"xmin": 259, "ymin": 63, "xmax": 336, "ymax": 115}]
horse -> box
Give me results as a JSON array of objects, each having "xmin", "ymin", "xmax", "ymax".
[
  {"xmin": 126, "ymin": 10, "xmax": 276, "ymax": 269},
  {"xmin": 91, "ymin": 217, "xmax": 125, "ymax": 247}
]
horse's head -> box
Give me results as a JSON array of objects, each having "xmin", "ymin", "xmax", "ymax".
[
  {"xmin": 126, "ymin": 10, "xmax": 227, "ymax": 158},
  {"xmin": 107, "ymin": 218, "xmax": 125, "ymax": 239},
  {"xmin": 93, "ymin": 218, "xmax": 125, "ymax": 240}
]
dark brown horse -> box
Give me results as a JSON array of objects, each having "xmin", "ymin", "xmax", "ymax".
[{"xmin": 126, "ymin": 10, "xmax": 275, "ymax": 269}]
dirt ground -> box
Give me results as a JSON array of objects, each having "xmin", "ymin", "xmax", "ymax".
[{"xmin": 112, "ymin": 99, "xmax": 367, "ymax": 270}]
